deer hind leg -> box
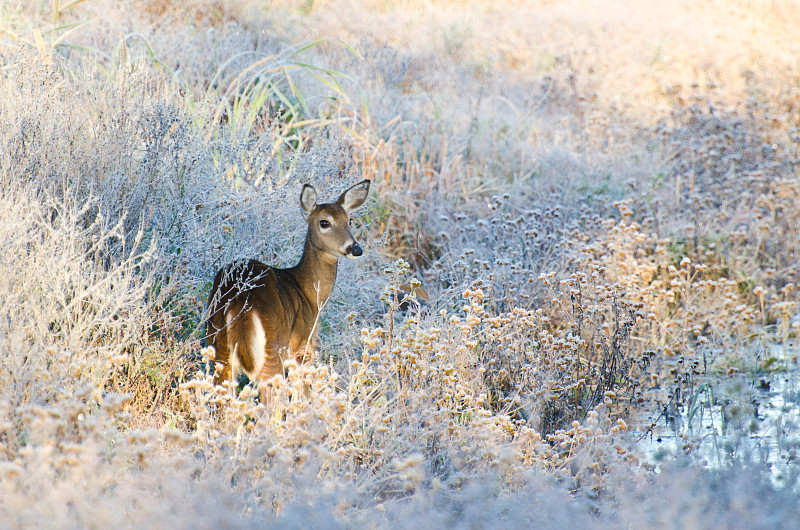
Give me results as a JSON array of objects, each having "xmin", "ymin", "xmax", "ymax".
[
  {"xmin": 209, "ymin": 315, "xmax": 233, "ymax": 387},
  {"xmin": 294, "ymin": 330, "xmax": 319, "ymax": 365},
  {"xmin": 223, "ymin": 309, "xmax": 267, "ymax": 390},
  {"xmin": 245, "ymin": 311, "xmax": 267, "ymax": 382},
  {"xmin": 256, "ymin": 345, "xmax": 285, "ymax": 405}
]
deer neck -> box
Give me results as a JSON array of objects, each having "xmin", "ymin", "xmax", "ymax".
[{"xmin": 290, "ymin": 232, "xmax": 339, "ymax": 311}]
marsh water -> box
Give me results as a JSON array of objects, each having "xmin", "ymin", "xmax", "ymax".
[{"xmin": 630, "ymin": 371, "xmax": 800, "ymax": 488}]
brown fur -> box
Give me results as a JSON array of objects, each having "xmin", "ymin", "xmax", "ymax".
[{"xmin": 206, "ymin": 180, "xmax": 370, "ymax": 400}]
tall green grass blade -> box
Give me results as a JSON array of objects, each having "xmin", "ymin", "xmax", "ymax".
[
  {"xmin": 52, "ymin": 0, "xmax": 59, "ymax": 29},
  {"xmin": 291, "ymin": 37, "xmax": 362, "ymax": 61},
  {"xmin": 0, "ymin": 27, "xmax": 21, "ymax": 44},
  {"xmin": 59, "ymin": 43, "xmax": 111, "ymax": 74},
  {"xmin": 290, "ymin": 61, "xmax": 349, "ymax": 99},
  {"xmin": 43, "ymin": 21, "xmax": 86, "ymax": 36},
  {"xmin": 686, "ymin": 381, "xmax": 711, "ymax": 426},
  {"xmin": 281, "ymin": 67, "xmax": 308, "ymax": 117},
  {"xmin": 32, "ymin": 27, "xmax": 47, "ymax": 58},
  {"xmin": 122, "ymin": 33, "xmax": 175, "ymax": 76},
  {"xmin": 50, "ymin": 22, "xmax": 86, "ymax": 46}
]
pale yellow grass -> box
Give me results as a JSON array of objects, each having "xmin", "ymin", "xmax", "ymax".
[{"xmin": 264, "ymin": 0, "xmax": 800, "ymax": 120}]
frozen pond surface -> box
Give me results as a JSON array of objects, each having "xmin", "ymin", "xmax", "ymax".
[{"xmin": 630, "ymin": 373, "xmax": 800, "ymax": 489}]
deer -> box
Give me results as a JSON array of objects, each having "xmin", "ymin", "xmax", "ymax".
[{"xmin": 206, "ymin": 179, "xmax": 371, "ymax": 402}]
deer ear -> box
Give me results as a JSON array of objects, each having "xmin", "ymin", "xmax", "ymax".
[
  {"xmin": 337, "ymin": 179, "xmax": 371, "ymax": 211},
  {"xmin": 300, "ymin": 184, "xmax": 317, "ymax": 219}
]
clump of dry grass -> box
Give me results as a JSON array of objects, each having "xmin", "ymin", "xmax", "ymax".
[{"xmin": 0, "ymin": 186, "xmax": 150, "ymax": 420}]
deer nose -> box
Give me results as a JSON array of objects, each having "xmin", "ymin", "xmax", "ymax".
[{"xmin": 347, "ymin": 243, "xmax": 363, "ymax": 257}]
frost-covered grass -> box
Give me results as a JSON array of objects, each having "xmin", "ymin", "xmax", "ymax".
[{"xmin": 1, "ymin": 0, "xmax": 799, "ymax": 527}]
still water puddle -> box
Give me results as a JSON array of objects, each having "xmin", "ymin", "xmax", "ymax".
[{"xmin": 630, "ymin": 373, "xmax": 800, "ymax": 488}]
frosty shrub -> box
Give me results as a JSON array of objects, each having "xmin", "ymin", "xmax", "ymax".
[{"xmin": 0, "ymin": 0, "xmax": 798, "ymax": 527}]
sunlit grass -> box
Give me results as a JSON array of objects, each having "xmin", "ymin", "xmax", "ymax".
[{"xmin": 0, "ymin": 0, "xmax": 798, "ymax": 527}]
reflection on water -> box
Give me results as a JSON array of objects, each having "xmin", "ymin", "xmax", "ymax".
[{"xmin": 630, "ymin": 374, "xmax": 800, "ymax": 489}]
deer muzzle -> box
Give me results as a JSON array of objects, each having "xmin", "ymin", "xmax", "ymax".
[{"xmin": 347, "ymin": 242, "xmax": 364, "ymax": 257}]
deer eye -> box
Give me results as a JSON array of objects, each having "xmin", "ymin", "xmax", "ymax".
[{"xmin": 319, "ymin": 219, "xmax": 331, "ymax": 229}]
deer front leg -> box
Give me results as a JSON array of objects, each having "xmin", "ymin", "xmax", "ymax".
[
  {"xmin": 292, "ymin": 332, "xmax": 318, "ymax": 400},
  {"xmin": 256, "ymin": 351, "xmax": 284, "ymax": 405}
]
